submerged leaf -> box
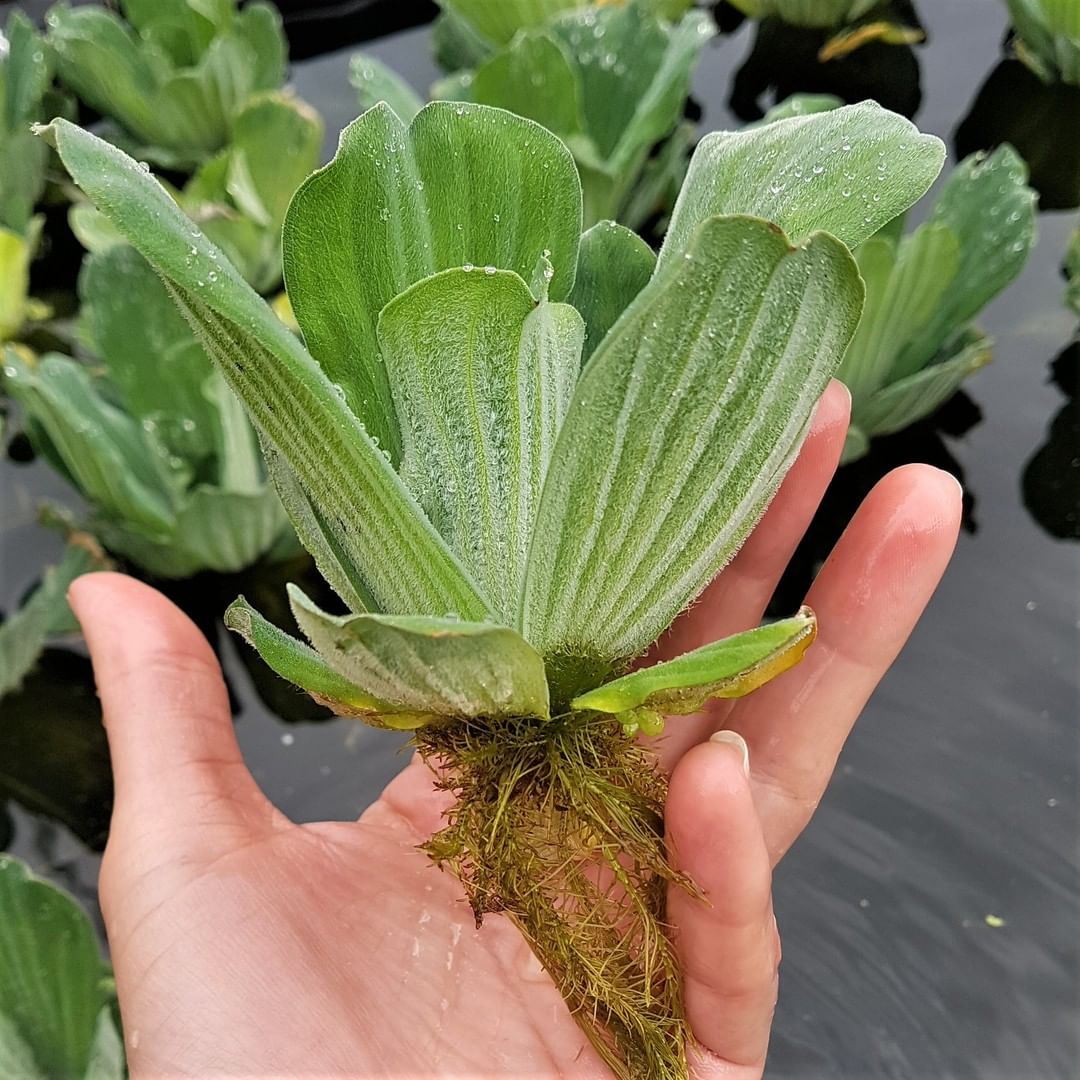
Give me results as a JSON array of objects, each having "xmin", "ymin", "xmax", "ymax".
[
  {"xmin": 289, "ymin": 586, "xmax": 551, "ymax": 721},
  {"xmin": 572, "ymin": 607, "xmax": 816, "ymax": 717},
  {"xmin": 520, "ymin": 215, "xmax": 863, "ymax": 673},
  {"xmin": 660, "ymin": 101, "xmax": 945, "ymax": 262},
  {"xmin": 378, "ymin": 267, "xmax": 582, "ymax": 623}
]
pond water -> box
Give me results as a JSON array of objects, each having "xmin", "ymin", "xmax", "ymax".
[{"xmin": 1, "ymin": 2, "xmax": 1078, "ymax": 1077}]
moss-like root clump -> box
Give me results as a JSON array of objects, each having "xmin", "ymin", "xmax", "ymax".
[{"xmin": 417, "ymin": 713, "xmax": 691, "ymax": 1080}]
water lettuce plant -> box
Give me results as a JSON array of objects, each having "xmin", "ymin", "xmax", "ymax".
[
  {"xmin": 838, "ymin": 144, "xmax": 1037, "ymax": 460},
  {"xmin": 43, "ymin": 99, "xmax": 944, "ymax": 1076},
  {"xmin": 71, "ymin": 91, "xmax": 322, "ymax": 294},
  {"xmin": 46, "ymin": 0, "xmax": 287, "ymax": 169},
  {"xmin": 2, "ymin": 244, "xmax": 292, "ymax": 578},
  {"xmin": 355, "ymin": 0, "xmax": 713, "ymax": 229},
  {"xmin": 0, "ymin": 854, "xmax": 123, "ymax": 1079},
  {"xmin": 1006, "ymin": 0, "xmax": 1080, "ymax": 85}
]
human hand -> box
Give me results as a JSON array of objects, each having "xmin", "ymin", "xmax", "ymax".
[{"xmin": 70, "ymin": 382, "xmax": 961, "ymax": 1079}]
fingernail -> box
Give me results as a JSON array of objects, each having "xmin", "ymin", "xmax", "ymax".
[{"xmin": 709, "ymin": 729, "xmax": 750, "ymax": 777}]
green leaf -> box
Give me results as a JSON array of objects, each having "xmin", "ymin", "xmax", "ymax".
[
  {"xmin": 43, "ymin": 118, "xmax": 490, "ymax": 619},
  {"xmin": 1007, "ymin": 0, "xmax": 1080, "ymax": 84},
  {"xmin": 289, "ymin": 585, "xmax": 551, "ymax": 720},
  {"xmin": 568, "ymin": 219, "xmax": 656, "ymax": 362},
  {"xmin": 660, "ymin": 101, "xmax": 945, "ymax": 264},
  {"xmin": 2, "ymin": 11, "xmax": 53, "ymax": 133},
  {"xmin": 349, "ymin": 53, "xmax": 424, "ymax": 123},
  {"xmin": 520, "ymin": 215, "xmax": 863, "ymax": 671},
  {"xmin": 758, "ymin": 92, "xmax": 844, "ymax": 124},
  {"xmin": 225, "ymin": 595, "xmax": 428, "ymax": 725},
  {"xmin": 0, "ymin": 540, "xmax": 104, "ymax": 699},
  {"xmin": 836, "ymin": 225, "xmax": 960, "ymax": 404},
  {"xmin": 854, "ymin": 334, "xmax": 992, "ymax": 442},
  {"xmin": 0, "ymin": 222, "xmax": 36, "ymax": 340},
  {"xmin": 79, "ymin": 243, "xmax": 218, "ymax": 443},
  {"xmin": 551, "ymin": 5, "xmax": 713, "ymax": 178},
  {"xmin": 891, "ymin": 145, "xmax": 1036, "ymax": 378},
  {"xmin": 438, "ymin": 0, "xmax": 585, "ymax": 47},
  {"xmin": 82, "ymin": 1009, "xmax": 126, "ymax": 1080},
  {"xmin": 471, "ymin": 30, "xmax": 585, "ymax": 138},
  {"xmin": 0, "ymin": 855, "xmax": 114, "ymax": 1079},
  {"xmin": 571, "ymin": 607, "xmax": 816, "ymax": 715},
  {"xmin": 283, "ymin": 101, "xmax": 582, "ymax": 460},
  {"xmin": 378, "ymin": 267, "xmax": 582, "ymax": 623}
]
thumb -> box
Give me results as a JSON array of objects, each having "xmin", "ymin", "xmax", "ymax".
[{"xmin": 70, "ymin": 572, "xmax": 273, "ymax": 835}]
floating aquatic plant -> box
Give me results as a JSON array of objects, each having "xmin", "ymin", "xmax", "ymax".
[
  {"xmin": 2, "ymin": 243, "xmax": 292, "ymax": 578},
  {"xmin": 42, "ymin": 99, "xmax": 944, "ymax": 1077},
  {"xmin": 836, "ymin": 143, "xmax": 1037, "ymax": 460},
  {"xmin": 0, "ymin": 854, "xmax": 123, "ymax": 1080},
  {"xmin": 70, "ymin": 91, "xmax": 322, "ymax": 295},
  {"xmin": 1006, "ymin": 0, "xmax": 1080, "ymax": 85},
  {"xmin": 46, "ymin": 0, "xmax": 287, "ymax": 169},
  {"xmin": 354, "ymin": 0, "xmax": 712, "ymax": 229}
]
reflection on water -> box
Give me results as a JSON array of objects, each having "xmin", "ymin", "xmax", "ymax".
[
  {"xmin": 0, "ymin": 5, "xmax": 1077, "ymax": 1078},
  {"xmin": 720, "ymin": 4, "xmax": 923, "ymax": 121},
  {"xmin": 1023, "ymin": 340, "xmax": 1080, "ymax": 540},
  {"xmin": 956, "ymin": 56, "xmax": 1080, "ymax": 211}
]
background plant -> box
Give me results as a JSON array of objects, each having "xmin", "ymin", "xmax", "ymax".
[
  {"xmin": 837, "ymin": 143, "xmax": 1037, "ymax": 460},
  {"xmin": 2, "ymin": 243, "xmax": 294, "ymax": 578},
  {"xmin": 45, "ymin": 97, "xmax": 944, "ymax": 1077},
  {"xmin": 1006, "ymin": 0, "xmax": 1080, "ymax": 85},
  {"xmin": 46, "ymin": 0, "xmax": 288, "ymax": 169},
  {"xmin": 353, "ymin": 0, "xmax": 714, "ymax": 230}
]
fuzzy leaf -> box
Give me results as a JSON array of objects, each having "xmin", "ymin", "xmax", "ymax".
[
  {"xmin": 45, "ymin": 118, "xmax": 489, "ymax": 620},
  {"xmin": 471, "ymin": 30, "xmax": 584, "ymax": 137},
  {"xmin": 660, "ymin": 101, "xmax": 945, "ymax": 264},
  {"xmin": 837, "ymin": 225, "xmax": 960, "ymax": 403},
  {"xmin": 572, "ymin": 607, "xmax": 816, "ymax": 715},
  {"xmin": 891, "ymin": 145, "xmax": 1036, "ymax": 378},
  {"xmin": 569, "ymin": 220, "xmax": 657, "ymax": 362},
  {"xmin": 438, "ymin": 0, "xmax": 585, "ymax": 47},
  {"xmin": 289, "ymin": 585, "xmax": 551, "ymax": 720},
  {"xmin": 855, "ymin": 335, "xmax": 992, "ymax": 441},
  {"xmin": 225, "ymin": 596, "xmax": 430, "ymax": 726},
  {"xmin": 520, "ymin": 215, "xmax": 863, "ymax": 669},
  {"xmin": 0, "ymin": 540, "xmax": 104, "ymax": 699},
  {"xmin": 378, "ymin": 267, "xmax": 582, "ymax": 623},
  {"xmin": 349, "ymin": 54, "xmax": 424, "ymax": 122},
  {"xmin": 282, "ymin": 101, "xmax": 582, "ymax": 460},
  {"xmin": 0, "ymin": 855, "xmax": 114, "ymax": 1079}
]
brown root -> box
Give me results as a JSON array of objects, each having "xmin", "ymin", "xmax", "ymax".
[{"xmin": 416, "ymin": 713, "xmax": 692, "ymax": 1080}]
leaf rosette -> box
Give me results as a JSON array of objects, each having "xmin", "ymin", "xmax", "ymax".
[{"xmin": 41, "ymin": 98, "xmax": 945, "ymax": 1076}]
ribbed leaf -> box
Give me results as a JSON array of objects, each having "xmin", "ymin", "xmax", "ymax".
[
  {"xmin": 378, "ymin": 267, "xmax": 582, "ymax": 623},
  {"xmin": 471, "ymin": 30, "xmax": 584, "ymax": 137},
  {"xmin": 660, "ymin": 101, "xmax": 945, "ymax": 265},
  {"xmin": 283, "ymin": 101, "xmax": 581, "ymax": 460},
  {"xmin": 892, "ymin": 145, "xmax": 1036, "ymax": 378},
  {"xmin": 837, "ymin": 225, "xmax": 959, "ymax": 403},
  {"xmin": 225, "ymin": 596, "xmax": 432, "ymax": 727},
  {"xmin": 521, "ymin": 215, "xmax": 863, "ymax": 671},
  {"xmin": 349, "ymin": 54, "xmax": 424, "ymax": 122},
  {"xmin": 289, "ymin": 585, "xmax": 551, "ymax": 720},
  {"xmin": 438, "ymin": 0, "xmax": 585, "ymax": 46},
  {"xmin": 0, "ymin": 855, "xmax": 113, "ymax": 1079},
  {"xmin": 0, "ymin": 541, "xmax": 104, "ymax": 699},
  {"xmin": 569, "ymin": 220, "xmax": 656, "ymax": 362},
  {"xmin": 46, "ymin": 118, "xmax": 489, "ymax": 620},
  {"xmin": 572, "ymin": 607, "xmax": 816, "ymax": 715},
  {"xmin": 856, "ymin": 335, "xmax": 992, "ymax": 440}
]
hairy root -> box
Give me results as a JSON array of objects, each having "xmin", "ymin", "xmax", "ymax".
[{"xmin": 416, "ymin": 713, "xmax": 693, "ymax": 1080}]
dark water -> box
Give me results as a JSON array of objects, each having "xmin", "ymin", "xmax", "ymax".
[{"xmin": 2, "ymin": 2, "xmax": 1078, "ymax": 1077}]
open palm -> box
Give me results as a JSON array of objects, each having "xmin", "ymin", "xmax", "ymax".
[{"xmin": 71, "ymin": 386, "xmax": 961, "ymax": 1079}]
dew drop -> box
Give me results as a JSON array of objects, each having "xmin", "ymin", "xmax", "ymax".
[{"xmin": 483, "ymin": 265, "xmax": 497, "ymax": 275}]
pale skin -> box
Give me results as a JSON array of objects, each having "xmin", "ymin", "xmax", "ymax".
[{"xmin": 69, "ymin": 382, "xmax": 962, "ymax": 1079}]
